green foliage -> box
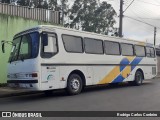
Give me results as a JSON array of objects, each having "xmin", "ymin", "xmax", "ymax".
[
  {"xmin": 1, "ymin": 0, "xmax": 117, "ymax": 35},
  {"xmin": 17, "ymin": 0, "xmax": 30, "ymax": 6},
  {"xmin": 48, "ymin": 0, "xmax": 59, "ymax": 11},
  {"xmin": 17, "ymin": 0, "xmax": 48, "ymax": 9},
  {"xmin": 65, "ymin": 0, "xmax": 117, "ymax": 35},
  {"xmin": 2, "ymin": 0, "xmax": 10, "ymax": 3}
]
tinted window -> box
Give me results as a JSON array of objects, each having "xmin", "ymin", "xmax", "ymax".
[
  {"xmin": 135, "ymin": 45, "xmax": 145, "ymax": 57},
  {"xmin": 104, "ymin": 41, "xmax": 120, "ymax": 55},
  {"xmin": 84, "ymin": 38, "xmax": 103, "ymax": 54},
  {"xmin": 19, "ymin": 35, "xmax": 32, "ymax": 59},
  {"xmin": 62, "ymin": 35, "xmax": 83, "ymax": 53},
  {"xmin": 156, "ymin": 48, "xmax": 160, "ymax": 56},
  {"xmin": 30, "ymin": 32, "xmax": 40, "ymax": 58},
  {"xmin": 146, "ymin": 47, "xmax": 155, "ymax": 57},
  {"xmin": 121, "ymin": 43, "xmax": 134, "ymax": 56},
  {"xmin": 9, "ymin": 32, "xmax": 39, "ymax": 62},
  {"xmin": 9, "ymin": 37, "xmax": 21, "ymax": 62}
]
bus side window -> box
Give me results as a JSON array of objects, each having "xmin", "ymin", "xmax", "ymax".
[
  {"xmin": 121, "ymin": 43, "xmax": 134, "ymax": 56},
  {"xmin": 134, "ymin": 45, "xmax": 145, "ymax": 57},
  {"xmin": 41, "ymin": 33, "xmax": 58, "ymax": 58},
  {"xmin": 146, "ymin": 47, "xmax": 155, "ymax": 58}
]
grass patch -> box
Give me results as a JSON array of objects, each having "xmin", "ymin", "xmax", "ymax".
[{"xmin": 0, "ymin": 83, "xmax": 7, "ymax": 87}]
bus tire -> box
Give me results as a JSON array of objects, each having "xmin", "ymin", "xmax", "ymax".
[
  {"xmin": 66, "ymin": 74, "xmax": 83, "ymax": 95},
  {"xmin": 131, "ymin": 71, "xmax": 143, "ymax": 86}
]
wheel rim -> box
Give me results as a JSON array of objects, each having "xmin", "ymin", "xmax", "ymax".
[
  {"xmin": 71, "ymin": 78, "xmax": 80, "ymax": 91},
  {"xmin": 136, "ymin": 73, "xmax": 142, "ymax": 84}
]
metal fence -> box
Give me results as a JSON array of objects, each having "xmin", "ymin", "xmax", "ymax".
[{"xmin": 0, "ymin": 3, "xmax": 60, "ymax": 24}]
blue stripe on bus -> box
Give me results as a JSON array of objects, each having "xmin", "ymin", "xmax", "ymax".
[
  {"xmin": 120, "ymin": 58, "xmax": 130, "ymax": 72},
  {"xmin": 131, "ymin": 57, "xmax": 143, "ymax": 70},
  {"xmin": 111, "ymin": 57, "xmax": 143, "ymax": 83},
  {"xmin": 112, "ymin": 75, "xmax": 124, "ymax": 83}
]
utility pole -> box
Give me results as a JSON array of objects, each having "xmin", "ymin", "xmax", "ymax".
[
  {"xmin": 61, "ymin": 0, "xmax": 64, "ymax": 25},
  {"xmin": 154, "ymin": 27, "xmax": 157, "ymax": 46},
  {"xmin": 119, "ymin": 0, "xmax": 123, "ymax": 37}
]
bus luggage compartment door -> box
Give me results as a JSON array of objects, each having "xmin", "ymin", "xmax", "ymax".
[{"xmin": 41, "ymin": 66, "xmax": 60, "ymax": 90}]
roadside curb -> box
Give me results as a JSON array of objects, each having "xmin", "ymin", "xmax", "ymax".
[
  {"xmin": 0, "ymin": 91, "xmax": 40, "ymax": 98},
  {"xmin": 0, "ymin": 87, "xmax": 40, "ymax": 98}
]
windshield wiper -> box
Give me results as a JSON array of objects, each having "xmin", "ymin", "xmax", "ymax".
[
  {"xmin": 9, "ymin": 56, "xmax": 13, "ymax": 63},
  {"xmin": 9, "ymin": 49, "xmax": 18, "ymax": 63},
  {"xmin": 19, "ymin": 54, "xmax": 24, "ymax": 62}
]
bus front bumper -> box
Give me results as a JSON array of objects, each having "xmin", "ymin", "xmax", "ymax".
[{"xmin": 7, "ymin": 80, "xmax": 39, "ymax": 90}]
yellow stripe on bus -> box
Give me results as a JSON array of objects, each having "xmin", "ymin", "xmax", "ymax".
[
  {"xmin": 138, "ymin": 42, "xmax": 145, "ymax": 46},
  {"xmin": 98, "ymin": 56, "xmax": 135, "ymax": 84},
  {"xmin": 126, "ymin": 56, "xmax": 135, "ymax": 62},
  {"xmin": 98, "ymin": 66, "xmax": 120, "ymax": 84},
  {"xmin": 121, "ymin": 66, "xmax": 131, "ymax": 78}
]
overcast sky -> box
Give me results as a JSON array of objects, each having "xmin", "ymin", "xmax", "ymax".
[{"xmin": 101, "ymin": 0, "xmax": 160, "ymax": 45}]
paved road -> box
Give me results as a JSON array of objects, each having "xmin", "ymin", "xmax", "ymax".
[
  {"xmin": 0, "ymin": 78, "xmax": 160, "ymax": 112},
  {"xmin": 1, "ymin": 78, "xmax": 160, "ymax": 119}
]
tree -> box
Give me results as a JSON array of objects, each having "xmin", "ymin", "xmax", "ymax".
[
  {"xmin": 48, "ymin": 0, "xmax": 69, "ymax": 24},
  {"xmin": 65, "ymin": 0, "xmax": 117, "ymax": 35},
  {"xmin": 2, "ymin": 0, "xmax": 10, "ymax": 3},
  {"xmin": 35, "ymin": 0, "xmax": 48, "ymax": 9},
  {"xmin": 16, "ymin": 0, "xmax": 48, "ymax": 9},
  {"xmin": 17, "ymin": 0, "xmax": 30, "ymax": 6},
  {"xmin": 48, "ymin": 0, "xmax": 59, "ymax": 11}
]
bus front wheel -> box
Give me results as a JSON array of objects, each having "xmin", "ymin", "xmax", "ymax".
[
  {"xmin": 66, "ymin": 74, "xmax": 83, "ymax": 95},
  {"xmin": 130, "ymin": 71, "xmax": 143, "ymax": 86}
]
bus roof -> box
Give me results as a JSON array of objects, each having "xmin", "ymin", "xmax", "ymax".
[{"xmin": 14, "ymin": 25, "xmax": 148, "ymax": 45}]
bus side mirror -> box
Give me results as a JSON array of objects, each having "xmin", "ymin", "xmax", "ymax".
[
  {"xmin": 1, "ymin": 41, "xmax": 5, "ymax": 53},
  {"xmin": 42, "ymin": 33, "xmax": 48, "ymax": 46}
]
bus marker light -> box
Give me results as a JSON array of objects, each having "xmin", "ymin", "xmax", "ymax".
[
  {"xmin": 61, "ymin": 77, "xmax": 65, "ymax": 81},
  {"xmin": 32, "ymin": 73, "xmax": 38, "ymax": 77}
]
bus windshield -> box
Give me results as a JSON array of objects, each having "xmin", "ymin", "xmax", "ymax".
[{"xmin": 9, "ymin": 32, "xmax": 39, "ymax": 62}]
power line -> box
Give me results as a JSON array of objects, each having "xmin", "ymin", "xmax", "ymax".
[
  {"xmin": 136, "ymin": 17, "xmax": 160, "ymax": 20},
  {"xmin": 123, "ymin": 1, "xmax": 160, "ymax": 26},
  {"xmin": 128, "ymin": 9, "xmax": 160, "ymax": 20},
  {"xmin": 123, "ymin": 0, "xmax": 135, "ymax": 13},
  {"xmin": 136, "ymin": 0, "xmax": 160, "ymax": 6},
  {"xmin": 124, "ymin": 15, "xmax": 160, "ymax": 29},
  {"xmin": 128, "ymin": 4, "xmax": 158, "ymax": 17},
  {"xmin": 130, "ymin": 4, "xmax": 158, "ymax": 17}
]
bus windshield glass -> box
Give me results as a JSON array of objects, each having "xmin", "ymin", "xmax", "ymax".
[{"xmin": 9, "ymin": 32, "xmax": 39, "ymax": 62}]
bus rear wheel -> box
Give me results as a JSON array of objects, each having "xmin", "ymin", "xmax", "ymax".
[
  {"xmin": 66, "ymin": 74, "xmax": 83, "ymax": 95},
  {"xmin": 130, "ymin": 71, "xmax": 143, "ymax": 86}
]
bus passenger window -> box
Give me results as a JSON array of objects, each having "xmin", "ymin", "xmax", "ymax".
[
  {"xmin": 104, "ymin": 41, "xmax": 120, "ymax": 55},
  {"xmin": 146, "ymin": 47, "xmax": 155, "ymax": 58},
  {"xmin": 134, "ymin": 45, "xmax": 145, "ymax": 57},
  {"xmin": 121, "ymin": 43, "xmax": 134, "ymax": 56},
  {"xmin": 41, "ymin": 33, "xmax": 58, "ymax": 58},
  {"xmin": 62, "ymin": 35, "xmax": 83, "ymax": 53},
  {"xmin": 44, "ymin": 36, "xmax": 57, "ymax": 53},
  {"xmin": 84, "ymin": 38, "xmax": 103, "ymax": 54}
]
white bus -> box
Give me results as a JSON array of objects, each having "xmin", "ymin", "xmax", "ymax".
[{"xmin": 2, "ymin": 25, "xmax": 157, "ymax": 95}]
